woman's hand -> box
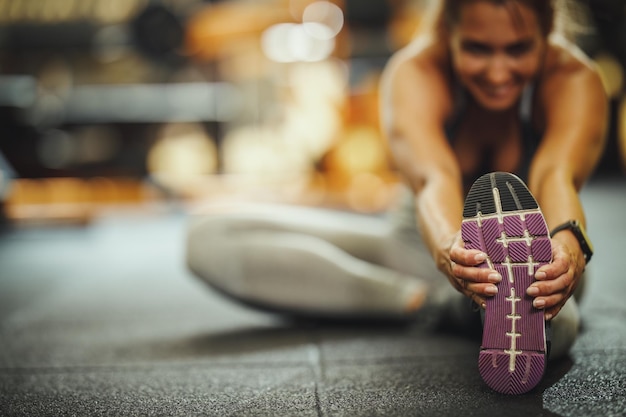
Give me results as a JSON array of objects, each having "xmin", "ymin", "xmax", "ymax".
[
  {"xmin": 527, "ymin": 235, "xmax": 586, "ymax": 320},
  {"xmin": 444, "ymin": 230, "xmax": 585, "ymax": 320},
  {"xmin": 445, "ymin": 232, "xmax": 503, "ymax": 308}
]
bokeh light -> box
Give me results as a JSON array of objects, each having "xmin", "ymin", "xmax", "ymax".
[
  {"xmin": 302, "ymin": 1, "xmax": 344, "ymax": 40},
  {"xmin": 594, "ymin": 52, "xmax": 624, "ymax": 99},
  {"xmin": 261, "ymin": 22, "xmax": 335, "ymax": 63}
]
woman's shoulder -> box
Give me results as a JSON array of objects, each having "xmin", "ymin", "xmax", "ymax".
[
  {"xmin": 384, "ymin": 35, "xmax": 449, "ymax": 79},
  {"xmin": 533, "ymin": 34, "xmax": 607, "ymax": 131},
  {"xmin": 381, "ymin": 35, "xmax": 454, "ymax": 114},
  {"xmin": 541, "ymin": 34, "xmax": 601, "ymax": 85}
]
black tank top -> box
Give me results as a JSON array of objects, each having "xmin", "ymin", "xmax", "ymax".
[{"xmin": 445, "ymin": 84, "xmax": 541, "ymax": 193}]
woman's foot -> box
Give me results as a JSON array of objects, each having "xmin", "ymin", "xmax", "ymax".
[{"xmin": 462, "ymin": 172, "xmax": 550, "ymax": 395}]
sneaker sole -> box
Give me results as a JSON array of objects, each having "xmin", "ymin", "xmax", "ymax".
[{"xmin": 461, "ymin": 172, "xmax": 550, "ymax": 395}]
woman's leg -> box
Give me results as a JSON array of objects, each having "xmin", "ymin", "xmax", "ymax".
[
  {"xmin": 549, "ymin": 270, "xmax": 586, "ymax": 360},
  {"xmin": 549, "ymin": 298, "xmax": 581, "ymax": 360},
  {"xmin": 186, "ymin": 203, "xmax": 430, "ymax": 318}
]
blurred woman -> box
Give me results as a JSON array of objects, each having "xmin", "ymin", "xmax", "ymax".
[{"xmin": 187, "ymin": 0, "xmax": 607, "ymax": 394}]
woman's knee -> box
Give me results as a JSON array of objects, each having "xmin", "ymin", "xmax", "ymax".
[{"xmin": 186, "ymin": 214, "xmax": 244, "ymax": 285}]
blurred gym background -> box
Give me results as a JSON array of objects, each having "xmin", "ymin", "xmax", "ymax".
[{"xmin": 0, "ymin": 0, "xmax": 624, "ymax": 227}]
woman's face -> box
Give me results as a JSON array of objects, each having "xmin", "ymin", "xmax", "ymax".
[{"xmin": 449, "ymin": 1, "xmax": 546, "ymax": 111}]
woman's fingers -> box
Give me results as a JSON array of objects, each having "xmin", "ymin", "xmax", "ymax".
[
  {"xmin": 450, "ymin": 240, "xmax": 577, "ymax": 319},
  {"xmin": 544, "ymin": 304, "xmax": 563, "ymax": 321},
  {"xmin": 466, "ymin": 282, "xmax": 499, "ymax": 296},
  {"xmin": 450, "ymin": 245, "xmax": 488, "ymax": 266},
  {"xmin": 449, "ymin": 264, "xmax": 500, "ymax": 300},
  {"xmin": 531, "ymin": 292, "xmax": 566, "ymax": 321},
  {"xmin": 449, "ymin": 243, "xmax": 504, "ymax": 305},
  {"xmin": 451, "ymin": 261, "xmax": 502, "ymax": 284},
  {"xmin": 528, "ymin": 271, "xmax": 573, "ymax": 296}
]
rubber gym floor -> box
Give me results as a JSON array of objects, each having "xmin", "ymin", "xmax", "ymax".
[{"xmin": 1, "ymin": 176, "xmax": 625, "ymax": 417}]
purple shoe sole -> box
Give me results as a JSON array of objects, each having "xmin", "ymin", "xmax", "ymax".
[{"xmin": 462, "ymin": 172, "xmax": 550, "ymax": 395}]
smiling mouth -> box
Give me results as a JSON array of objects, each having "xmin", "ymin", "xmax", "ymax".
[
  {"xmin": 479, "ymin": 84, "xmax": 521, "ymax": 102},
  {"xmin": 484, "ymin": 84, "xmax": 515, "ymax": 96}
]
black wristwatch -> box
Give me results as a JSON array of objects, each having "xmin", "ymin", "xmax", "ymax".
[{"xmin": 550, "ymin": 220, "xmax": 594, "ymax": 264}]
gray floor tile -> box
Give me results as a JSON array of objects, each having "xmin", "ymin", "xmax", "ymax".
[{"xmin": 0, "ymin": 366, "xmax": 319, "ymax": 417}]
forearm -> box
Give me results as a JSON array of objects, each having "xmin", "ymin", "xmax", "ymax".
[
  {"xmin": 530, "ymin": 168, "xmax": 589, "ymax": 275},
  {"xmin": 413, "ymin": 172, "xmax": 465, "ymax": 274},
  {"xmin": 530, "ymin": 54, "xmax": 607, "ymax": 234},
  {"xmin": 529, "ymin": 167, "xmax": 586, "ymax": 231},
  {"xmin": 526, "ymin": 168, "xmax": 588, "ymax": 313}
]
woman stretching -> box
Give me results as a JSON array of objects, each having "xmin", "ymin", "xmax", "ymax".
[{"xmin": 187, "ymin": 0, "xmax": 607, "ymax": 394}]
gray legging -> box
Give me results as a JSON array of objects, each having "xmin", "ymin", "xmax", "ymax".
[{"xmin": 186, "ymin": 188, "xmax": 580, "ymax": 359}]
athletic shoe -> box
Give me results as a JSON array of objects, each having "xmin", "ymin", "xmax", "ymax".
[{"xmin": 461, "ymin": 172, "xmax": 551, "ymax": 395}]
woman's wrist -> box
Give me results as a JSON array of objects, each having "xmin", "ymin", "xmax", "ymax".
[
  {"xmin": 433, "ymin": 232, "xmax": 458, "ymax": 275},
  {"xmin": 550, "ymin": 229, "xmax": 586, "ymax": 272},
  {"xmin": 550, "ymin": 220, "xmax": 593, "ymax": 265}
]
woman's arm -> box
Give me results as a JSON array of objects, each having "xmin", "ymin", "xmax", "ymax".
[
  {"xmin": 527, "ymin": 43, "xmax": 608, "ymax": 319},
  {"xmin": 380, "ymin": 40, "xmax": 500, "ymax": 304}
]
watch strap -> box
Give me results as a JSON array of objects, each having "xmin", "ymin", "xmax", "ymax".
[{"xmin": 550, "ymin": 220, "xmax": 593, "ymax": 264}]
